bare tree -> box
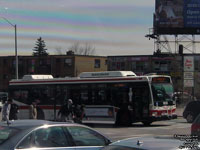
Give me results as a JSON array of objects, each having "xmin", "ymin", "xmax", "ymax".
[
  {"xmin": 68, "ymin": 42, "xmax": 96, "ymax": 55},
  {"xmin": 68, "ymin": 42, "xmax": 80, "ymax": 54},
  {"xmin": 82, "ymin": 43, "xmax": 95, "ymax": 55}
]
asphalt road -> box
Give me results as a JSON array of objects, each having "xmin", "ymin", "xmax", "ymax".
[{"xmin": 93, "ymin": 117, "xmax": 191, "ymax": 142}]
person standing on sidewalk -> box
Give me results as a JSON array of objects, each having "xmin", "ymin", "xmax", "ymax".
[
  {"xmin": 2, "ymin": 99, "xmax": 12, "ymax": 121},
  {"xmin": 57, "ymin": 99, "xmax": 74, "ymax": 122},
  {"xmin": 9, "ymin": 99, "xmax": 19, "ymax": 120},
  {"xmin": 67, "ymin": 99, "xmax": 74, "ymax": 121},
  {"xmin": 29, "ymin": 101, "xmax": 37, "ymax": 119}
]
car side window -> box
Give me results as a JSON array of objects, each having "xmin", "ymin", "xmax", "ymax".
[
  {"xmin": 17, "ymin": 126, "xmax": 70, "ymax": 149},
  {"xmin": 65, "ymin": 126, "xmax": 107, "ymax": 146},
  {"xmin": 16, "ymin": 133, "xmax": 33, "ymax": 149}
]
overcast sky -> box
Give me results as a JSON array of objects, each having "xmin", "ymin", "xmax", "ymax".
[{"xmin": 0, "ymin": 0, "xmax": 156, "ymax": 56}]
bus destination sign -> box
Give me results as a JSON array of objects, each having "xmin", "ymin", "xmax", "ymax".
[{"xmin": 152, "ymin": 77, "xmax": 170, "ymax": 83}]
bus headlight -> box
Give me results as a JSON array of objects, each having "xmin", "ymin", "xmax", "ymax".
[
  {"xmin": 163, "ymin": 101, "xmax": 168, "ymax": 105},
  {"xmin": 161, "ymin": 112, "xmax": 168, "ymax": 116}
]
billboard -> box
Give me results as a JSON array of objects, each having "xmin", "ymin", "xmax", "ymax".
[{"xmin": 154, "ymin": 0, "xmax": 200, "ymax": 34}]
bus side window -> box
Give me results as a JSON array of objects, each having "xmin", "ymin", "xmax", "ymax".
[{"xmin": 134, "ymin": 89, "xmax": 141, "ymax": 101}]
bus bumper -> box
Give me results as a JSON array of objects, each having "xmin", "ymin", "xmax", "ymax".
[{"xmin": 149, "ymin": 114, "xmax": 177, "ymax": 121}]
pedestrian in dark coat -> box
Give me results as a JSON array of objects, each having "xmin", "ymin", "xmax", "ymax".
[{"xmin": 9, "ymin": 101, "xmax": 19, "ymax": 120}]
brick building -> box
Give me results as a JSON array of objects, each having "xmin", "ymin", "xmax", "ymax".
[{"xmin": 0, "ymin": 55, "xmax": 107, "ymax": 91}]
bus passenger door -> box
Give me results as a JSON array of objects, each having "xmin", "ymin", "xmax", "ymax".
[{"xmin": 132, "ymin": 87, "xmax": 149, "ymax": 120}]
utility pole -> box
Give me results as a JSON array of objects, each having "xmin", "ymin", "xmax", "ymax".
[{"xmin": 1, "ymin": 17, "xmax": 18, "ymax": 79}]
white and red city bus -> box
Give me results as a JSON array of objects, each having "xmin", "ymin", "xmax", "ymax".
[{"xmin": 8, "ymin": 71, "xmax": 176, "ymax": 125}]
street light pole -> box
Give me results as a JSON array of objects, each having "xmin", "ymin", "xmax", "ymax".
[
  {"xmin": 2, "ymin": 17, "xmax": 18, "ymax": 79},
  {"xmin": 14, "ymin": 24, "xmax": 18, "ymax": 80}
]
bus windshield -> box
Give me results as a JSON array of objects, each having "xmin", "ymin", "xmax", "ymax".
[{"xmin": 152, "ymin": 83, "xmax": 174, "ymax": 103}]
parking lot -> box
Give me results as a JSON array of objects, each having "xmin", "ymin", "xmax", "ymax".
[
  {"xmin": 92, "ymin": 107, "xmax": 190, "ymax": 141},
  {"xmin": 94, "ymin": 117, "xmax": 191, "ymax": 141}
]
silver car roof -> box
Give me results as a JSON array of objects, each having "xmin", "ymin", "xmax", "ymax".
[{"xmin": 0, "ymin": 119, "xmax": 74, "ymax": 128}]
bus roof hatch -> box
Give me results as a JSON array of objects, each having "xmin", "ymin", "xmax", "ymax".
[
  {"xmin": 79, "ymin": 71, "xmax": 136, "ymax": 78},
  {"xmin": 22, "ymin": 75, "xmax": 53, "ymax": 80}
]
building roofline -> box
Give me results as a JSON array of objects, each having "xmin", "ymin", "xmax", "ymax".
[
  {"xmin": 107, "ymin": 53, "xmax": 200, "ymax": 57},
  {"xmin": 0, "ymin": 54, "xmax": 107, "ymax": 58}
]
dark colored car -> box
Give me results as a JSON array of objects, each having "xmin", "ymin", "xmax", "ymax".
[
  {"xmin": 102, "ymin": 136, "xmax": 198, "ymax": 150},
  {"xmin": 191, "ymin": 113, "xmax": 200, "ymax": 139},
  {"xmin": 183, "ymin": 100, "xmax": 200, "ymax": 123},
  {"xmin": 0, "ymin": 120, "xmax": 111, "ymax": 150}
]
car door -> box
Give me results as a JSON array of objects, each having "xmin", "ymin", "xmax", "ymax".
[
  {"xmin": 63, "ymin": 126, "xmax": 110, "ymax": 150},
  {"xmin": 15, "ymin": 126, "xmax": 75, "ymax": 150}
]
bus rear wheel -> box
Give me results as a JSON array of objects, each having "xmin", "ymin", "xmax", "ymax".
[{"xmin": 142, "ymin": 121, "xmax": 152, "ymax": 126}]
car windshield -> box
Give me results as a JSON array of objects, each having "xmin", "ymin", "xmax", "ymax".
[
  {"xmin": 0, "ymin": 126, "xmax": 20, "ymax": 145},
  {"xmin": 152, "ymin": 83, "xmax": 174, "ymax": 102}
]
